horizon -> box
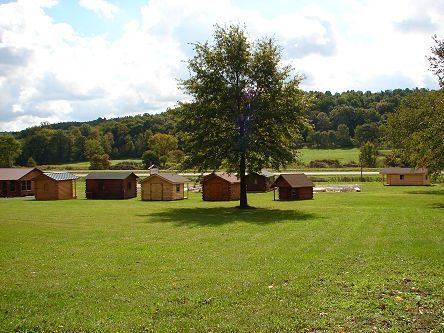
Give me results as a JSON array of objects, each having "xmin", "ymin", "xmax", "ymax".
[{"xmin": 1, "ymin": 0, "xmax": 443, "ymax": 131}]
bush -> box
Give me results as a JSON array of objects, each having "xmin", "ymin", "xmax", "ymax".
[
  {"xmin": 89, "ymin": 154, "xmax": 111, "ymax": 170},
  {"xmin": 308, "ymin": 159, "xmax": 341, "ymax": 168},
  {"xmin": 109, "ymin": 161, "xmax": 143, "ymax": 170}
]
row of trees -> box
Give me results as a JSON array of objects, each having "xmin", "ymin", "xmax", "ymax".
[{"xmin": 0, "ymin": 87, "xmax": 426, "ymax": 168}]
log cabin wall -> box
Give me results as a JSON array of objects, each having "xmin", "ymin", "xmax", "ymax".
[
  {"xmin": 86, "ymin": 175, "xmax": 137, "ymax": 199},
  {"xmin": 202, "ymin": 176, "xmax": 240, "ymax": 201},
  {"xmin": 141, "ymin": 180, "xmax": 184, "ymax": 201},
  {"xmin": 34, "ymin": 177, "xmax": 76, "ymax": 200},
  {"xmin": 386, "ymin": 174, "xmax": 430, "ymax": 186}
]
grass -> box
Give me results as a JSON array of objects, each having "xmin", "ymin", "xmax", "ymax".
[
  {"xmin": 39, "ymin": 149, "xmax": 392, "ymax": 171},
  {"xmin": 1, "ymin": 182, "xmax": 443, "ymax": 332},
  {"xmin": 298, "ymin": 148, "xmax": 361, "ymax": 164},
  {"xmin": 42, "ymin": 159, "xmax": 142, "ymax": 170}
]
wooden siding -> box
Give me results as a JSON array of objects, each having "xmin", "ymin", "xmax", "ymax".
[
  {"xmin": 202, "ymin": 177, "xmax": 240, "ymax": 201},
  {"xmin": 386, "ymin": 173, "xmax": 430, "ymax": 186},
  {"xmin": 86, "ymin": 176, "xmax": 138, "ymax": 199},
  {"xmin": 278, "ymin": 186, "xmax": 313, "ymax": 200},
  {"xmin": 246, "ymin": 173, "xmax": 275, "ymax": 192},
  {"xmin": 34, "ymin": 178, "xmax": 76, "ymax": 200},
  {"xmin": 141, "ymin": 176, "xmax": 185, "ymax": 201}
]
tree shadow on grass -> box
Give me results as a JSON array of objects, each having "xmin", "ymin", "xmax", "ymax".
[
  {"xmin": 431, "ymin": 203, "xmax": 444, "ymax": 209},
  {"xmin": 137, "ymin": 207, "xmax": 317, "ymax": 227},
  {"xmin": 406, "ymin": 189, "xmax": 444, "ymax": 195}
]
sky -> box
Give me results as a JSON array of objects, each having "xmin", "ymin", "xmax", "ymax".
[{"xmin": 0, "ymin": 0, "xmax": 443, "ymax": 131}]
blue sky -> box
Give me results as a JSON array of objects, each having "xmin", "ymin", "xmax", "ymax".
[{"xmin": 0, "ymin": 0, "xmax": 442, "ymax": 130}]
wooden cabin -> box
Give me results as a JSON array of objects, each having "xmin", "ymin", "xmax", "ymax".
[
  {"xmin": 272, "ymin": 173, "xmax": 314, "ymax": 201},
  {"xmin": 202, "ymin": 172, "xmax": 240, "ymax": 201},
  {"xmin": 380, "ymin": 167, "xmax": 430, "ymax": 186},
  {"xmin": 0, "ymin": 168, "xmax": 43, "ymax": 197},
  {"xmin": 34, "ymin": 172, "xmax": 78, "ymax": 200},
  {"xmin": 140, "ymin": 173, "xmax": 190, "ymax": 201},
  {"xmin": 85, "ymin": 172, "xmax": 138, "ymax": 199},
  {"xmin": 246, "ymin": 170, "xmax": 275, "ymax": 192}
]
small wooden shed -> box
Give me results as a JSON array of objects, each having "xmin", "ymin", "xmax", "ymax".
[
  {"xmin": 85, "ymin": 171, "xmax": 138, "ymax": 199},
  {"xmin": 380, "ymin": 167, "xmax": 430, "ymax": 186},
  {"xmin": 246, "ymin": 170, "xmax": 276, "ymax": 192},
  {"xmin": 272, "ymin": 173, "xmax": 314, "ymax": 201},
  {"xmin": 202, "ymin": 172, "xmax": 240, "ymax": 201},
  {"xmin": 34, "ymin": 172, "xmax": 78, "ymax": 200},
  {"xmin": 0, "ymin": 168, "xmax": 43, "ymax": 197},
  {"xmin": 140, "ymin": 173, "xmax": 190, "ymax": 201}
]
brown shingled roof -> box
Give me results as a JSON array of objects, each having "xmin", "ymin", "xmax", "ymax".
[
  {"xmin": 272, "ymin": 173, "xmax": 314, "ymax": 188},
  {"xmin": 141, "ymin": 173, "xmax": 190, "ymax": 184},
  {"xmin": 379, "ymin": 167, "xmax": 428, "ymax": 175},
  {"xmin": 203, "ymin": 172, "xmax": 240, "ymax": 183},
  {"xmin": 0, "ymin": 168, "xmax": 41, "ymax": 181},
  {"xmin": 85, "ymin": 171, "xmax": 138, "ymax": 180}
]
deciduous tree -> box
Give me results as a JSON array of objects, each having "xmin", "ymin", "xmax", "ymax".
[
  {"xmin": 385, "ymin": 90, "xmax": 444, "ymax": 176},
  {"xmin": 178, "ymin": 24, "xmax": 309, "ymax": 208},
  {"xmin": 0, "ymin": 134, "xmax": 22, "ymax": 167}
]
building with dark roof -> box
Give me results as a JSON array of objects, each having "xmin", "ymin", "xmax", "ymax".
[
  {"xmin": 85, "ymin": 171, "xmax": 138, "ymax": 199},
  {"xmin": 0, "ymin": 168, "xmax": 43, "ymax": 197},
  {"xmin": 202, "ymin": 172, "xmax": 240, "ymax": 201},
  {"xmin": 34, "ymin": 172, "xmax": 78, "ymax": 200},
  {"xmin": 380, "ymin": 167, "xmax": 430, "ymax": 186},
  {"xmin": 140, "ymin": 173, "xmax": 190, "ymax": 201},
  {"xmin": 271, "ymin": 173, "xmax": 314, "ymax": 200},
  {"xmin": 246, "ymin": 170, "xmax": 276, "ymax": 192}
]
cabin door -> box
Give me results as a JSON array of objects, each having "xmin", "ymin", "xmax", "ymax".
[
  {"xmin": 1, "ymin": 181, "xmax": 7, "ymax": 197},
  {"xmin": 150, "ymin": 183, "xmax": 163, "ymax": 200},
  {"xmin": 209, "ymin": 183, "xmax": 223, "ymax": 200}
]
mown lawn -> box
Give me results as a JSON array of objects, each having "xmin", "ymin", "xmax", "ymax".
[{"xmin": 0, "ymin": 183, "xmax": 443, "ymax": 332}]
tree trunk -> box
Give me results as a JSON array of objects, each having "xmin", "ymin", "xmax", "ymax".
[{"xmin": 239, "ymin": 151, "xmax": 248, "ymax": 208}]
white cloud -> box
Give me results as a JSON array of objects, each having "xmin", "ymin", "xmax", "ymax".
[
  {"xmin": 0, "ymin": 0, "xmax": 442, "ymax": 131},
  {"xmin": 78, "ymin": 0, "xmax": 118, "ymax": 19}
]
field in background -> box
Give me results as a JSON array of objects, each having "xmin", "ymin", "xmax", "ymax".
[
  {"xmin": 40, "ymin": 149, "xmax": 391, "ymax": 171},
  {"xmin": 1, "ymin": 182, "xmax": 443, "ymax": 331}
]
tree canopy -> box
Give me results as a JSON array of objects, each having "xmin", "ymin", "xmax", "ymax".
[
  {"xmin": 385, "ymin": 90, "xmax": 444, "ymax": 176},
  {"xmin": 428, "ymin": 35, "xmax": 444, "ymax": 88},
  {"xmin": 0, "ymin": 134, "xmax": 22, "ymax": 167},
  {"xmin": 177, "ymin": 24, "xmax": 309, "ymax": 207}
]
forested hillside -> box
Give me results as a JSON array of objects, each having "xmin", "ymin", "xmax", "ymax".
[{"xmin": 3, "ymin": 88, "xmax": 430, "ymax": 167}]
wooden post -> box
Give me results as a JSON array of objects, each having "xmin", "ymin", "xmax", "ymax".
[{"xmin": 273, "ymin": 187, "xmax": 276, "ymax": 201}]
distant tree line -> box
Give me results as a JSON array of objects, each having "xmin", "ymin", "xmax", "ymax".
[
  {"xmin": 303, "ymin": 88, "xmax": 423, "ymax": 148},
  {"xmin": 0, "ymin": 87, "xmax": 437, "ymax": 169}
]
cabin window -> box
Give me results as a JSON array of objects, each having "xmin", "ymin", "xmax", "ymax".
[
  {"xmin": 253, "ymin": 179, "xmax": 258, "ymax": 185},
  {"xmin": 400, "ymin": 175, "xmax": 404, "ymax": 180},
  {"xmin": 127, "ymin": 182, "xmax": 131, "ymax": 190},
  {"xmin": 21, "ymin": 180, "xmax": 31, "ymax": 191},
  {"xmin": 176, "ymin": 184, "xmax": 180, "ymax": 192},
  {"xmin": 98, "ymin": 182, "xmax": 105, "ymax": 191},
  {"xmin": 10, "ymin": 182, "xmax": 15, "ymax": 192}
]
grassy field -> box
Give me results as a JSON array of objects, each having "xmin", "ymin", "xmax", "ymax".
[
  {"xmin": 40, "ymin": 149, "xmax": 391, "ymax": 171},
  {"xmin": 1, "ymin": 182, "xmax": 443, "ymax": 332}
]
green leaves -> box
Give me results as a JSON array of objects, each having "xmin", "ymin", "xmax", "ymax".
[
  {"xmin": 178, "ymin": 24, "xmax": 308, "ymax": 173},
  {"xmin": 385, "ymin": 90, "xmax": 444, "ymax": 176}
]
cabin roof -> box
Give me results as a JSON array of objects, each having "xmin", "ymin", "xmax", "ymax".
[
  {"xmin": 379, "ymin": 167, "xmax": 428, "ymax": 175},
  {"xmin": 272, "ymin": 173, "xmax": 314, "ymax": 188},
  {"xmin": 204, "ymin": 172, "xmax": 240, "ymax": 184},
  {"xmin": 249, "ymin": 170, "xmax": 275, "ymax": 178},
  {"xmin": 0, "ymin": 168, "xmax": 40, "ymax": 181},
  {"xmin": 141, "ymin": 173, "xmax": 190, "ymax": 184},
  {"xmin": 85, "ymin": 171, "xmax": 138, "ymax": 180},
  {"xmin": 43, "ymin": 172, "xmax": 78, "ymax": 181}
]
